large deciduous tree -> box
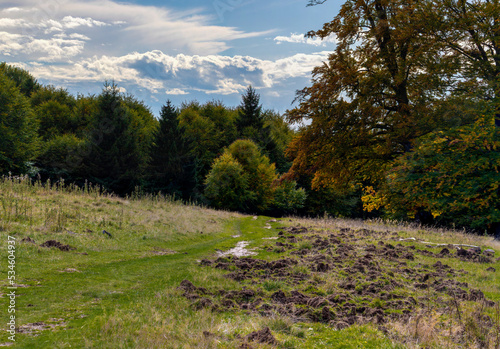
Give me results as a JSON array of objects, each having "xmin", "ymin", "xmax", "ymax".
[
  {"xmin": 287, "ymin": 0, "xmax": 451, "ymax": 191},
  {"xmin": 424, "ymin": 0, "xmax": 500, "ymax": 126}
]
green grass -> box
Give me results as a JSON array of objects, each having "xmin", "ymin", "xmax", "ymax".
[{"xmin": 0, "ymin": 177, "xmax": 499, "ymax": 348}]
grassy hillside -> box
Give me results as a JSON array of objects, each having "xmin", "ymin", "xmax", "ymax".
[{"xmin": 0, "ymin": 177, "xmax": 499, "ymax": 348}]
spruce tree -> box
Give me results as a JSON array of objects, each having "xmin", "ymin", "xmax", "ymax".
[
  {"xmin": 148, "ymin": 100, "xmax": 192, "ymax": 197},
  {"xmin": 237, "ymin": 86, "xmax": 263, "ymax": 138},
  {"xmin": 84, "ymin": 82, "xmax": 145, "ymax": 194},
  {"xmin": 237, "ymin": 86, "xmax": 284, "ymax": 172}
]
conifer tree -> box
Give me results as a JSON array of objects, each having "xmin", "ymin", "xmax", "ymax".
[
  {"xmin": 237, "ymin": 86, "xmax": 263, "ymax": 136},
  {"xmin": 237, "ymin": 86, "xmax": 285, "ymax": 172},
  {"xmin": 84, "ymin": 82, "xmax": 149, "ymax": 194},
  {"xmin": 148, "ymin": 100, "xmax": 192, "ymax": 196}
]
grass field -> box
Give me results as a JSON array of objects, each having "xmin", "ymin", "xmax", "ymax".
[{"xmin": 0, "ymin": 176, "xmax": 499, "ymax": 348}]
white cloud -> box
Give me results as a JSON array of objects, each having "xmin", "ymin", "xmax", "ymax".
[
  {"xmin": 263, "ymin": 52, "xmax": 332, "ymax": 80},
  {"xmin": 0, "ymin": 16, "xmax": 111, "ymax": 31},
  {"xmin": 0, "ymin": 18, "xmax": 26, "ymax": 27},
  {"xmin": 2, "ymin": 8, "xmax": 22, "ymax": 13},
  {"xmin": 0, "ymin": 11, "xmax": 121, "ymax": 62},
  {"xmin": 166, "ymin": 88, "xmax": 189, "ymax": 95},
  {"xmin": 21, "ymin": 50, "xmax": 331, "ymax": 95},
  {"xmin": 60, "ymin": 33, "xmax": 91, "ymax": 41},
  {"xmin": 274, "ymin": 33, "xmax": 337, "ymax": 47},
  {"xmin": 0, "ymin": 31, "xmax": 89, "ymax": 61},
  {"xmin": 0, "ymin": 0, "xmax": 270, "ymax": 59},
  {"xmin": 0, "ymin": 31, "xmax": 24, "ymax": 56},
  {"xmin": 61, "ymin": 16, "xmax": 108, "ymax": 29},
  {"xmin": 26, "ymin": 37, "xmax": 87, "ymax": 61}
]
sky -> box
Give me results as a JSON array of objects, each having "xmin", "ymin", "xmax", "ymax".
[{"xmin": 0, "ymin": 0, "xmax": 341, "ymax": 116}]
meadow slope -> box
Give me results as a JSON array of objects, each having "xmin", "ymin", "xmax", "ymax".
[{"xmin": 0, "ymin": 177, "xmax": 499, "ymax": 348}]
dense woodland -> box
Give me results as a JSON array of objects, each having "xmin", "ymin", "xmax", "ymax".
[{"xmin": 0, "ymin": 0, "xmax": 499, "ymax": 235}]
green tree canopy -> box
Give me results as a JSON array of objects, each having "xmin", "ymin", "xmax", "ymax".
[
  {"xmin": 0, "ymin": 72, "xmax": 39, "ymax": 174},
  {"xmin": 178, "ymin": 100, "xmax": 238, "ymax": 199},
  {"xmin": 0, "ymin": 62, "xmax": 40, "ymax": 98},
  {"xmin": 287, "ymin": 0, "xmax": 453, "ymax": 191},
  {"xmin": 147, "ymin": 100, "xmax": 193, "ymax": 197},
  {"xmin": 368, "ymin": 113, "xmax": 499, "ymax": 233}
]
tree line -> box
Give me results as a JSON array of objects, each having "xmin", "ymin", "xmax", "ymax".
[
  {"xmin": 0, "ymin": 63, "xmax": 305, "ymax": 215},
  {"xmin": 1, "ymin": 0, "xmax": 499, "ymax": 235}
]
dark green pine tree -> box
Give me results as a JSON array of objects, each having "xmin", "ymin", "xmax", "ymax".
[
  {"xmin": 237, "ymin": 86, "xmax": 286, "ymax": 172},
  {"xmin": 147, "ymin": 100, "xmax": 193, "ymax": 197},
  {"xmin": 84, "ymin": 82, "xmax": 145, "ymax": 195},
  {"xmin": 237, "ymin": 86, "xmax": 263, "ymax": 138}
]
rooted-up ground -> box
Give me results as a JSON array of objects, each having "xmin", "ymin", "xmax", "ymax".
[
  {"xmin": 188, "ymin": 224, "xmax": 500, "ymax": 348},
  {"xmin": 0, "ymin": 177, "xmax": 499, "ymax": 348}
]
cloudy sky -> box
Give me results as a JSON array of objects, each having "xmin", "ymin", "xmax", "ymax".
[{"xmin": 0, "ymin": 0, "xmax": 340, "ymax": 115}]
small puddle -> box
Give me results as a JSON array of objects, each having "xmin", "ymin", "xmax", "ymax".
[{"xmin": 216, "ymin": 241, "xmax": 257, "ymax": 257}]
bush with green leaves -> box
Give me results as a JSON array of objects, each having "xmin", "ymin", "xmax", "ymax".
[
  {"xmin": 227, "ymin": 139, "xmax": 277, "ymax": 212},
  {"xmin": 36, "ymin": 134, "xmax": 85, "ymax": 177},
  {"xmin": 205, "ymin": 139, "xmax": 277, "ymax": 213},
  {"xmin": 204, "ymin": 153, "xmax": 250, "ymax": 211},
  {"xmin": 272, "ymin": 179, "xmax": 307, "ymax": 215}
]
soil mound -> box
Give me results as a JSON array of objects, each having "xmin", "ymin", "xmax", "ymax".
[
  {"xmin": 245, "ymin": 327, "xmax": 277, "ymax": 345},
  {"xmin": 40, "ymin": 240, "xmax": 75, "ymax": 251}
]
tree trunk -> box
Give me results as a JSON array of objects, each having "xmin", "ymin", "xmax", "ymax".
[{"xmin": 489, "ymin": 222, "xmax": 500, "ymax": 240}]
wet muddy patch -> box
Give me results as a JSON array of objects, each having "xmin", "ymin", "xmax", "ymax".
[{"xmin": 216, "ymin": 241, "xmax": 257, "ymax": 258}]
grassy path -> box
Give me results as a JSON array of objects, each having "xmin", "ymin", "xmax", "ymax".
[{"xmin": 2, "ymin": 215, "xmax": 281, "ymax": 347}]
